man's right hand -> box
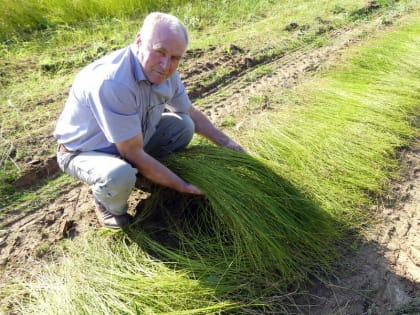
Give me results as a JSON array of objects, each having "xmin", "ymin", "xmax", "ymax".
[
  {"xmin": 182, "ymin": 182, "xmax": 203, "ymax": 195},
  {"xmin": 116, "ymin": 134, "xmax": 204, "ymax": 195},
  {"xmin": 222, "ymin": 138, "xmax": 245, "ymax": 152}
]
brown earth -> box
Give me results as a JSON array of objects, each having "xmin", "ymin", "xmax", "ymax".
[{"xmin": 1, "ymin": 10, "xmax": 419, "ymax": 314}]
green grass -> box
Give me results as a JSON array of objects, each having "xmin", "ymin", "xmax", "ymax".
[
  {"xmin": 8, "ymin": 232, "xmax": 241, "ymax": 314},
  {"xmin": 4, "ymin": 9, "xmax": 419, "ymax": 314},
  {"xmin": 3, "ymin": 0, "xmax": 396, "ymax": 42},
  {"xmin": 134, "ymin": 147, "xmax": 339, "ymax": 279},
  {"xmin": 0, "ymin": 0, "xmax": 184, "ymax": 41},
  {"xmin": 245, "ymin": 16, "xmax": 419, "ymax": 224},
  {"xmin": 244, "ymin": 65, "xmax": 274, "ymax": 83}
]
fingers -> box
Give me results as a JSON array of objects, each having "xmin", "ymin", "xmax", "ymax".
[
  {"xmin": 184, "ymin": 183, "xmax": 204, "ymax": 195},
  {"xmin": 224, "ymin": 139, "xmax": 245, "ymax": 153}
]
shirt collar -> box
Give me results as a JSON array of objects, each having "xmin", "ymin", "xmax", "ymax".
[{"xmin": 130, "ymin": 44, "xmax": 147, "ymax": 82}]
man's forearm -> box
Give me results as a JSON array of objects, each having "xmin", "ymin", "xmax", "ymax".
[
  {"xmin": 131, "ymin": 150, "xmax": 201, "ymax": 194},
  {"xmin": 190, "ymin": 108, "xmax": 230, "ymax": 145},
  {"xmin": 116, "ymin": 136, "xmax": 202, "ymax": 194},
  {"xmin": 135, "ymin": 152, "xmax": 187, "ymax": 191},
  {"xmin": 190, "ymin": 107, "xmax": 244, "ymax": 152}
]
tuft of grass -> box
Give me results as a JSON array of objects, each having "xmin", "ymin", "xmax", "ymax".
[
  {"xmin": 6, "ymin": 232, "xmax": 241, "ymax": 314},
  {"xmin": 220, "ymin": 116, "xmax": 237, "ymax": 127},
  {"xmin": 244, "ymin": 65, "xmax": 274, "ymax": 82},
  {"xmin": 132, "ymin": 146, "xmax": 339, "ymax": 284}
]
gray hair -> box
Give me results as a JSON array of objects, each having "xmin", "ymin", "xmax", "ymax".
[{"xmin": 140, "ymin": 12, "xmax": 189, "ymax": 47}]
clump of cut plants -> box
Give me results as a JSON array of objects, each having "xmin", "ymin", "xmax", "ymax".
[{"xmin": 131, "ymin": 146, "xmax": 339, "ymax": 285}]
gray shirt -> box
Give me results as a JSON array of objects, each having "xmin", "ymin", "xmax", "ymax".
[{"xmin": 53, "ymin": 44, "xmax": 191, "ymax": 154}]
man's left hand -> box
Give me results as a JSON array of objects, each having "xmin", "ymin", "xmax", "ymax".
[{"xmin": 223, "ymin": 139, "xmax": 245, "ymax": 152}]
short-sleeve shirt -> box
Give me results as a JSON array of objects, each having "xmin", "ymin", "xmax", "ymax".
[{"xmin": 53, "ymin": 44, "xmax": 191, "ymax": 154}]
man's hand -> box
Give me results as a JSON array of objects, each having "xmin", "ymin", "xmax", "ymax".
[
  {"xmin": 116, "ymin": 134, "xmax": 204, "ymax": 195},
  {"xmin": 222, "ymin": 139, "xmax": 245, "ymax": 152},
  {"xmin": 182, "ymin": 183, "xmax": 203, "ymax": 195}
]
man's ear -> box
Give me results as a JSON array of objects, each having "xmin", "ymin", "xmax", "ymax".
[{"xmin": 136, "ymin": 33, "xmax": 142, "ymax": 46}]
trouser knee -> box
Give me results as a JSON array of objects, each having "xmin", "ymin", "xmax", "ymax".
[
  {"xmin": 172, "ymin": 113, "xmax": 195, "ymax": 148},
  {"xmin": 91, "ymin": 161, "xmax": 137, "ymax": 215},
  {"xmin": 145, "ymin": 112, "xmax": 195, "ymax": 158}
]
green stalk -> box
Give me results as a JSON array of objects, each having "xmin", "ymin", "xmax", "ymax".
[
  {"xmin": 134, "ymin": 147, "xmax": 339, "ymax": 285},
  {"xmin": 248, "ymin": 18, "xmax": 419, "ymax": 224},
  {"xmin": 11, "ymin": 232, "xmax": 240, "ymax": 315}
]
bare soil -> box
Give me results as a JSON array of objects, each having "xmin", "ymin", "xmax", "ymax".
[{"xmin": 1, "ymin": 12, "xmax": 419, "ymax": 314}]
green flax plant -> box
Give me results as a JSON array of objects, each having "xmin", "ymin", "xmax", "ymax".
[
  {"xmin": 129, "ymin": 147, "xmax": 339, "ymax": 290},
  {"xmin": 129, "ymin": 12, "xmax": 420, "ymax": 303},
  {"xmin": 12, "ymin": 232, "xmax": 240, "ymax": 315},
  {"xmin": 247, "ymin": 16, "xmax": 419, "ymax": 224}
]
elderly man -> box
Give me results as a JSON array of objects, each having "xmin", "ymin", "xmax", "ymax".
[{"xmin": 54, "ymin": 12, "xmax": 243, "ymax": 229}]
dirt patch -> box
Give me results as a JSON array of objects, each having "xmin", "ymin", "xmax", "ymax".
[
  {"xmin": 0, "ymin": 184, "xmax": 96, "ymax": 275},
  {"xmin": 13, "ymin": 155, "xmax": 59, "ymax": 189},
  {"xmin": 0, "ymin": 181, "xmax": 148, "ymax": 290}
]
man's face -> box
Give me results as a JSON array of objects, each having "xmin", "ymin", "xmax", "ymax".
[{"xmin": 136, "ymin": 24, "xmax": 186, "ymax": 85}]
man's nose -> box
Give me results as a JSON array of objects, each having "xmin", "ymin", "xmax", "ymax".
[{"xmin": 160, "ymin": 56, "xmax": 170, "ymax": 71}]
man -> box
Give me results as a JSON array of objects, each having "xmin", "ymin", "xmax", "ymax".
[{"xmin": 54, "ymin": 12, "xmax": 243, "ymax": 229}]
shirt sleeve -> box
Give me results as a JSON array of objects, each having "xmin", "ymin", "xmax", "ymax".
[{"xmin": 88, "ymin": 79, "xmax": 142, "ymax": 143}]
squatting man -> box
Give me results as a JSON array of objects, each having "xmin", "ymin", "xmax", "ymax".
[{"xmin": 54, "ymin": 12, "xmax": 244, "ymax": 229}]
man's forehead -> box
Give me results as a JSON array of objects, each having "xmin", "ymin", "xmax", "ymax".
[
  {"xmin": 147, "ymin": 29, "xmax": 186, "ymax": 54},
  {"xmin": 148, "ymin": 24, "xmax": 185, "ymax": 44}
]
